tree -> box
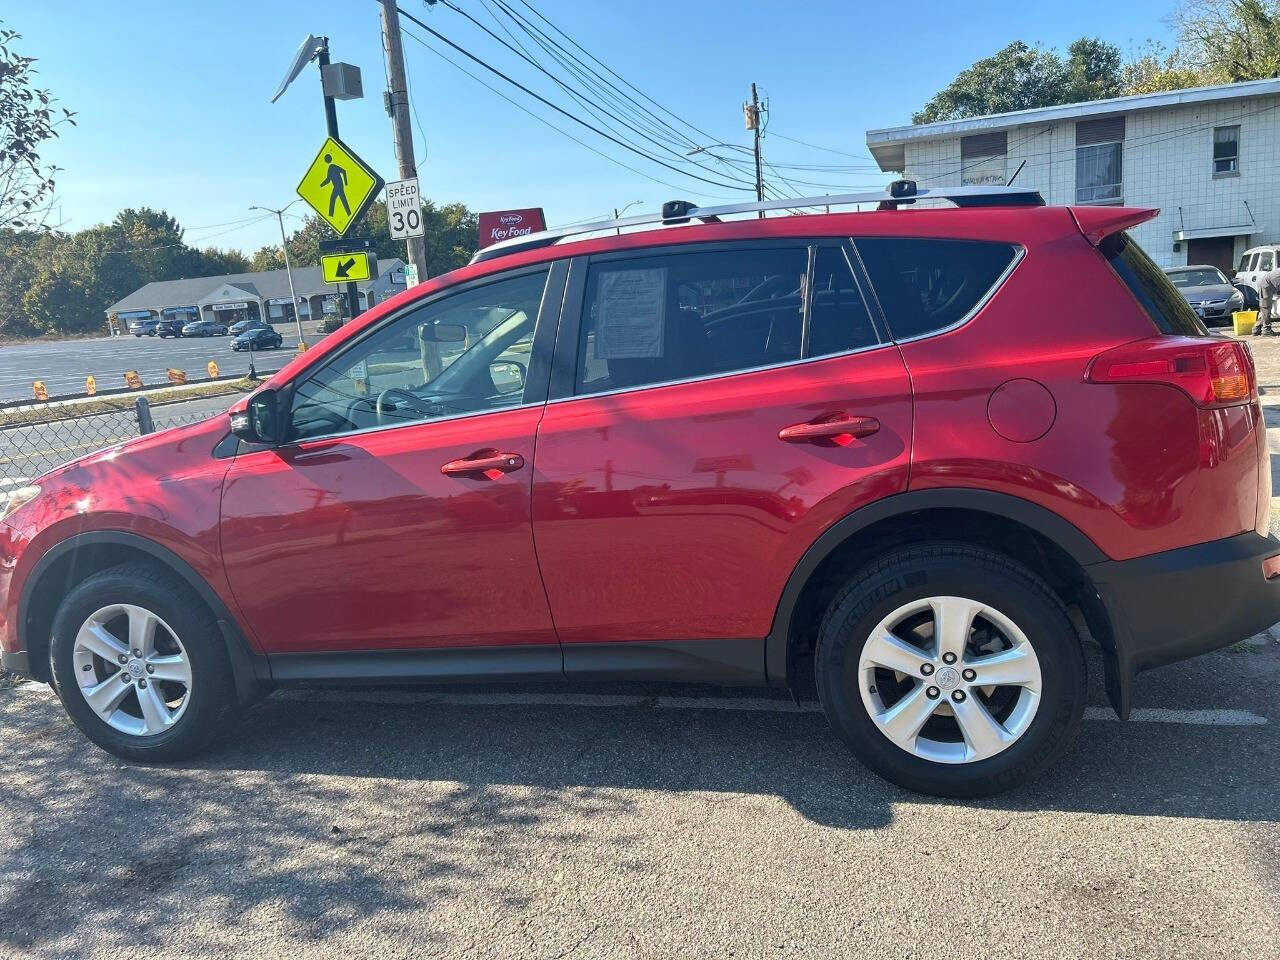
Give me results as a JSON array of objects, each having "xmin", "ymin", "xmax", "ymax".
[
  {"xmin": 914, "ymin": 38, "xmax": 1125, "ymax": 123},
  {"xmin": 1121, "ymin": 41, "xmax": 1207, "ymax": 94},
  {"xmin": 1063, "ymin": 38, "xmax": 1124, "ymax": 102},
  {"xmin": 0, "ymin": 22, "xmax": 74, "ymax": 229},
  {"xmin": 1175, "ymin": 0, "xmax": 1280, "ymax": 82},
  {"xmin": 251, "ymin": 244, "xmax": 285, "ymax": 272}
]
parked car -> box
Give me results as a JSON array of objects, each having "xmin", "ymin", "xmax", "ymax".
[
  {"xmin": 181, "ymin": 319, "xmax": 228, "ymax": 337},
  {"xmin": 155, "ymin": 318, "xmax": 185, "ymax": 338},
  {"xmin": 127, "ymin": 318, "xmax": 159, "ymax": 337},
  {"xmin": 231, "ymin": 327, "xmax": 284, "ymax": 351},
  {"xmin": 1163, "ymin": 265, "xmax": 1244, "ymax": 326},
  {"xmin": 4, "ymin": 182, "xmax": 1279, "ymax": 799},
  {"xmin": 229, "ymin": 318, "xmax": 269, "ymax": 336},
  {"xmin": 1234, "ymin": 244, "xmax": 1280, "ymax": 291}
]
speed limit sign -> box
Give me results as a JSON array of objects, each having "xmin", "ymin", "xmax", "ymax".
[{"xmin": 386, "ymin": 177, "xmax": 424, "ymax": 240}]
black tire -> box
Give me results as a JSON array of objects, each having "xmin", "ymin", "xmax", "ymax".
[
  {"xmin": 49, "ymin": 562, "xmax": 240, "ymax": 762},
  {"xmin": 814, "ymin": 542, "xmax": 1085, "ymax": 798}
]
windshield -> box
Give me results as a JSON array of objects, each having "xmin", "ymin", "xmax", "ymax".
[{"xmin": 1168, "ymin": 268, "xmax": 1228, "ymax": 288}]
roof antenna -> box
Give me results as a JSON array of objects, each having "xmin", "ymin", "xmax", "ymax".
[{"xmin": 1006, "ymin": 160, "xmax": 1027, "ymax": 187}]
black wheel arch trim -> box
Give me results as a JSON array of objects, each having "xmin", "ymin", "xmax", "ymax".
[
  {"xmin": 18, "ymin": 530, "xmax": 270, "ymax": 701},
  {"xmin": 764, "ymin": 488, "xmax": 1110, "ymax": 687}
]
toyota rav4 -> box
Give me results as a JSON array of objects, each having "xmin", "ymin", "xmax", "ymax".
[{"xmin": 3, "ymin": 183, "xmax": 1278, "ymax": 797}]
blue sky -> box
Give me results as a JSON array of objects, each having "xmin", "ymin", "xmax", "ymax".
[{"xmin": 13, "ymin": 0, "xmax": 1177, "ymax": 256}]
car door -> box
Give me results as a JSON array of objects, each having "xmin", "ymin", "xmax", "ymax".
[
  {"xmin": 219, "ymin": 262, "xmax": 566, "ymax": 673},
  {"xmin": 530, "ymin": 240, "xmax": 912, "ymax": 680}
]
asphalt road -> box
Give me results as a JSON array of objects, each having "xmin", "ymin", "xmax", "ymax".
[
  {"xmin": 0, "ymin": 325, "xmax": 318, "ymax": 403},
  {"xmin": 1, "ymin": 637, "xmax": 1277, "ymax": 960}
]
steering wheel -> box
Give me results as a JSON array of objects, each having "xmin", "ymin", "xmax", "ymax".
[{"xmin": 375, "ymin": 387, "xmax": 437, "ymax": 425}]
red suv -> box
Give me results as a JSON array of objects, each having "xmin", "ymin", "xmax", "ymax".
[{"xmin": 3, "ymin": 184, "xmax": 1278, "ymax": 797}]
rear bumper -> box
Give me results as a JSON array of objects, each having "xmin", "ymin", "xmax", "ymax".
[{"xmin": 1089, "ymin": 531, "xmax": 1280, "ymax": 714}]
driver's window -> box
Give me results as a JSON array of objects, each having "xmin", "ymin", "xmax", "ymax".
[{"xmin": 289, "ymin": 269, "xmax": 548, "ymax": 441}]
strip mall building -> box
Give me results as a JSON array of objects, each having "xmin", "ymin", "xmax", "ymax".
[{"xmin": 105, "ymin": 259, "xmax": 406, "ymax": 332}]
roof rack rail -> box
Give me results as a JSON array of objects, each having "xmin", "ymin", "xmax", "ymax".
[{"xmin": 470, "ymin": 180, "xmax": 1044, "ymax": 264}]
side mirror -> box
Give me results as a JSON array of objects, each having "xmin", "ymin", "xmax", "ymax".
[
  {"xmin": 489, "ymin": 360, "xmax": 526, "ymax": 395},
  {"xmin": 230, "ymin": 389, "xmax": 283, "ymax": 445},
  {"xmin": 419, "ymin": 321, "xmax": 468, "ymax": 343}
]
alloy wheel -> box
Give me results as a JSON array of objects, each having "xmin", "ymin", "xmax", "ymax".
[
  {"xmin": 857, "ymin": 596, "xmax": 1042, "ymax": 764},
  {"xmin": 71, "ymin": 603, "xmax": 193, "ymax": 737}
]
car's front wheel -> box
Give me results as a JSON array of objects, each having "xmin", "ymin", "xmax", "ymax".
[
  {"xmin": 49, "ymin": 562, "xmax": 240, "ymax": 762},
  {"xmin": 815, "ymin": 542, "xmax": 1085, "ymax": 797}
]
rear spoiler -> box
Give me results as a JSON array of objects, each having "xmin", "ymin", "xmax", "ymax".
[{"xmin": 1070, "ymin": 206, "xmax": 1160, "ymax": 246}]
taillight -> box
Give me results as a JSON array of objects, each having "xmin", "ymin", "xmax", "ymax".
[{"xmin": 1084, "ymin": 336, "xmax": 1257, "ymax": 407}]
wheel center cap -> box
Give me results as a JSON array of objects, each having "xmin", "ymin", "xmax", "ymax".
[
  {"xmin": 126, "ymin": 659, "xmax": 146, "ymax": 679},
  {"xmin": 935, "ymin": 666, "xmax": 960, "ymax": 690}
]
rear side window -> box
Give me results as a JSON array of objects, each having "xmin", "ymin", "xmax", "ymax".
[
  {"xmin": 854, "ymin": 237, "xmax": 1018, "ymax": 340},
  {"xmin": 1100, "ymin": 233, "xmax": 1207, "ymax": 336},
  {"xmin": 1262, "ymin": 251, "xmax": 1276, "ymax": 272}
]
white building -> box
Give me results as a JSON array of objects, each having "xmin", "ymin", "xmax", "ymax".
[{"xmin": 865, "ymin": 78, "xmax": 1280, "ymax": 272}]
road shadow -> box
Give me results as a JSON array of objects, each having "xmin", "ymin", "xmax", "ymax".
[{"xmin": 0, "ymin": 644, "xmax": 1276, "ymax": 956}]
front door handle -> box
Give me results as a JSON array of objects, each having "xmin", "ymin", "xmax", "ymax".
[
  {"xmin": 778, "ymin": 414, "xmax": 880, "ymax": 445},
  {"xmin": 440, "ymin": 451, "xmax": 525, "ymax": 478}
]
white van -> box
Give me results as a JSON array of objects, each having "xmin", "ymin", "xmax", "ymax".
[{"xmin": 1234, "ymin": 245, "xmax": 1280, "ymax": 290}]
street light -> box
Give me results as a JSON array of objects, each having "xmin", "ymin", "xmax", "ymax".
[
  {"xmin": 249, "ymin": 200, "xmax": 306, "ymax": 348},
  {"xmin": 613, "ymin": 199, "xmax": 643, "ymax": 235}
]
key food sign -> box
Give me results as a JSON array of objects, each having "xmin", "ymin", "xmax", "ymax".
[{"xmin": 477, "ymin": 208, "xmax": 546, "ymax": 249}]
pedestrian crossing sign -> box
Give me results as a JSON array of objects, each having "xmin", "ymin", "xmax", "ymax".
[{"xmin": 296, "ymin": 136, "xmax": 384, "ymax": 236}]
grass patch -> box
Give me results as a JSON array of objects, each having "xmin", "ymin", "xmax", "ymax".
[{"xmin": 1, "ymin": 378, "xmax": 257, "ymax": 428}]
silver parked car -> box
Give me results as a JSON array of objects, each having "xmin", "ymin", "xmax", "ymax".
[{"xmin": 1164, "ymin": 265, "xmax": 1244, "ymax": 327}]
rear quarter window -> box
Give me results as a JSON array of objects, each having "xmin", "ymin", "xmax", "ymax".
[
  {"xmin": 1101, "ymin": 233, "xmax": 1207, "ymax": 336},
  {"xmin": 854, "ymin": 237, "xmax": 1019, "ymax": 341}
]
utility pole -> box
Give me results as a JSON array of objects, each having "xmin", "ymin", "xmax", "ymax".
[
  {"xmin": 745, "ymin": 83, "xmax": 765, "ymax": 218},
  {"xmin": 250, "ymin": 202, "xmax": 306, "ymax": 348},
  {"xmin": 379, "ymin": 0, "xmax": 430, "ymax": 284}
]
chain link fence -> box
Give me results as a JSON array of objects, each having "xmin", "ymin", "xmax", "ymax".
[{"xmin": 0, "ymin": 398, "xmax": 211, "ymax": 481}]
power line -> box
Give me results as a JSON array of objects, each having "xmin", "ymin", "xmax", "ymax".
[
  {"xmin": 395, "ymin": 5, "xmax": 752, "ymax": 194},
  {"xmin": 434, "ymin": 0, "xmax": 757, "ymax": 189},
  {"xmin": 489, "ymin": 0, "xmax": 708, "ymax": 155},
  {"xmin": 398, "ymin": 24, "xmax": 744, "ymax": 200},
  {"xmin": 92, "ymin": 214, "xmax": 275, "ymax": 257},
  {"xmin": 507, "ymin": 0, "xmax": 725, "ymax": 148},
  {"xmin": 767, "ymin": 130, "xmax": 876, "ymax": 161}
]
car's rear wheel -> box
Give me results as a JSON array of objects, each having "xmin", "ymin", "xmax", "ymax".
[
  {"xmin": 815, "ymin": 542, "xmax": 1085, "ymax": 797},
  {"xmin": 49, "ymin": 562, "xmax": 240, "ymax": 762}
]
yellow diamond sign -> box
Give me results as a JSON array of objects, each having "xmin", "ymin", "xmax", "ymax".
[{"xmin": 296, "ymin": 137, "xmax": 384, "ymax": 236}]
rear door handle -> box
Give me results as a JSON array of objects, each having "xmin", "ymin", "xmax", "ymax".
[
  {"xmin": 440, "ymin": 451, "xmax": 525, "ymax": 478},
  {"xmin": 778, "ymin": 414, "xmax": 880, "ymax": 445}
]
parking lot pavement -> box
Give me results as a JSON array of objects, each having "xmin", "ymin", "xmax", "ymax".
[
  {"xmin": 0, "ymin": 327, "xmax": 315, "ymax": 403},
  {"xmin": 1, "ymin": 639, "xmax": 1278, "ymax": 959}
]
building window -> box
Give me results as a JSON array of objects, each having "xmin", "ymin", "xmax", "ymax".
[
  {"xmin": 1213, "ymin": 125, "xmax": 1240, "ymax": 176},
  {"xmin": 1075, "ymin": 117, "xmax": 1125, "ymax": 205},
  {"xmin": 960, "ymin": 131, "xmax": 1008, "ymax": 186}
]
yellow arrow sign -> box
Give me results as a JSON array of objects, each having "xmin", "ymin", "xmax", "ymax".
[
  {"xmin": 321, "ymin": 251, "xmax": 375, "ymax": 284},
  {"xmin": 296, "ymin": 136, "xmax": 383, "ymax": 236}
]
